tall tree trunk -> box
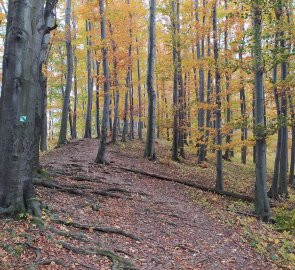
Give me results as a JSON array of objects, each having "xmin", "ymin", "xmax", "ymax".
[
  {"xmin": 84, "ymin": 20, "xmax": 93, "ymax": 138},
  {"xmin": 95, "ymin": 60, "xmax": 101, "ymax": 138},
  {"xmin": 213, "ymin": 1, "xmax": 223, "ymax": 191},
  {"xmin": 109, "ymin": 21, "xmax": 120, "ymax": 144},
  {"xmin": 122, "ymin": 90, "xmax": 129, "ymax": 142},
  {"xmin": 58, "ymin": 0, "xmax": 73, "ymax": 145},
  {"xmin": 72, "ymin": 14, "xmax": 78, "ymax": 139},
  {"xmin": 239, "ymin": 28, "xmax": 247, "ymax": 164},
  {"xmin": 223, "ymin": 0, "xmax": 233, "ymax": 161},
  {"xmin": 289, "ymin": 96, "xmax": 295, "ymax": 186},
  {"xmin": 136, "ymin": 37, "xmax": 143, "ymax": 141},
  {"xmin": 177, "ymin": 0, "xmax": 185, "ymax": 159},
  {"xmin": 195, "ymin": 0, "xmax": 206, "ymax": 163},
  {"xmin": 96, "ymin": 0, "xmax": 110, "ymax": 164},
  {"xmin": 171, "ymin": 0, "xmax": 179, "ymax": 161},
  {"xmin": 252, "ymin": 1, "xmax": 271, "ymax": 220},
  {"xmin": 0, "ymin": 0, "xmax": 57, "ymax": 215},
  {"xmin": 277, "ymin": 2, "xmax": 288, "ymax": 198},
  {"xmin": 144, "ymin": 0, "xmax": 157, "ymax": 160}
]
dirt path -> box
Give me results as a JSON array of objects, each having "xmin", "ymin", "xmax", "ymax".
[{"xmin": 31, "ymin": 139, "xmax": 277, "ymax": 270}]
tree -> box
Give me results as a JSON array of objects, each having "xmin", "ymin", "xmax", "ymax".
[
  {"xmin": 213, "ymin": 0, "xmax": 223, "ymax": 191},
  {"xmin": 144, "ymin": 0, "xmax": 157, "ymax": 160},
  {"xmin": 58, "ymin": 0, "xmax": 73, "ymax": 145},
  {"xmin": 96, "ymin": 0, "xmax": 111, "ymax": 164},
  {"xmin": 0, "ymin": 0, "xmax": 57, "ymax": 215},
  {"xmin": 252, "ymin": 0, "xmax": 271, "ymax": 220}
]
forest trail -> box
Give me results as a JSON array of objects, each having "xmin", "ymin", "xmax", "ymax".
[
  {"xmin": 1, "ymin": 139, "xmax": 278, "ymax": 270},
  {"xmin": 34, "ymin": 139, "xmax": 277, "ymax": 270}
]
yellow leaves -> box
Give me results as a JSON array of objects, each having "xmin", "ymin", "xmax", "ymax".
[{"xmin": 0, "ymin": 12, "xmax": 5, "ymax": 25}]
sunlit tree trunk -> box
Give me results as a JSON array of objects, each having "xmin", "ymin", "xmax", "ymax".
[
  {"xmin": 58, "ymin": 0, "xmax": 73, "ymax": 145},
  {"xmin": 84, "ymin": 20, "xmax": 93, "ymax": 138}
]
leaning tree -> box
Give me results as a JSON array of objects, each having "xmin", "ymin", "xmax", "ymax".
[{"xmin": 0, "ymin": 0, "xmax": 58, "ymax": 215}]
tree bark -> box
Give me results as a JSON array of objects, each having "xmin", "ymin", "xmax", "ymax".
[
  {"xmin": 84, "ymin": 20, "xmax": 94, "ymax": 139},
  {"xmin": 252, "ymin": 1, "xmax": 271, "ymax": 220},
  {"xmin": 213, "ymin": 1, "xmax": 223, "ymax": 191},
  {"xmin": 0, "ymin": 0, "xmax": 57, "ymax": 215},
  {"xmin": 96, "ymin": 0, "xmax": 110, "ymax": 164},
  {"xmin": 58, "ymin": 0, "xmax": 73, "ymax": 145},
  {"xmin": 144, "ymin": 0, "xmax": 157, "ymax": 160}
]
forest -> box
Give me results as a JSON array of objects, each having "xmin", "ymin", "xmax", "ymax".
[{"xmin": 0, "ymin": 0, "xmax": 295, "ymax": 269}]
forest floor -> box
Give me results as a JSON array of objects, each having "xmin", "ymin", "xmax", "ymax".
[{"xmin": 0, "ymin": 138, "xmax": 294, "ymax": 269}]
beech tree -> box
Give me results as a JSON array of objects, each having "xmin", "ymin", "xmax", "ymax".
[
  {"xmin": 0, "ymin": 0, "xmax": 57, "ymax": 215},
  {"xmin": 96, "ymin": 0, "xmax": 110, "ymax": 164},
  {"xmin": 58, "ymin": 0, "xmax": 73, "ymax": 145},
  {"xmin": 252, "ymin": 0, "xmax": 271, "ymax": 220},
  {"xmin": 144, "ymin": 0, "xmax": 157, "ymax": 160}
]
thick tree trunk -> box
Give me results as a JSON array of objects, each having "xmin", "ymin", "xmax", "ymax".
[
  {"xmin": 96, "ymin": 0, "xmax": 110, "ymax": 164},
  {"xmin": 252, "ymin": 2, "xmax": 271, "ymax": 220},
  {"xmin": 144, "ymin": 0, "xmax": 157, "ymax": 160},
  {"xmin": 58, "ymin": 0, "xmax": 73, "ymax": 145},
  {"xmin": 84, "ymin": 20, "xmax": 93, "ymax": 139},
  {"xmin": 0, "ymin": 0, "xmax": 57, "ymax": 215},
  {"xmin": 213, "ymin": 1, "xmax": 223, "ymax": 191}
]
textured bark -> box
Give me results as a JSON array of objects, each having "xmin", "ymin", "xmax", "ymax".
[
  {"xmin": 252, "ymin": 2, "xmax": 271, "ymax": 220},
  {"xmin": 58, "ymin": 0, "xmax": 73, "ymax": 145},
  {"xmin": 84, "ymin": 20, "xmax": 93, "ymax": 139},
  {"xmin": 144, "ymin": 0, "xmax": 157, "ymax": 160},
  {"xmin": 0, "ymin": 0, "xmax": 56, "ymax": 214},
  {"xmin": 213, "ymin": 1, "xmax": 223, "ymax": 191},
  {"xmin": 96, "ymin": 0, "xmax": 110, "ymax": 164}
]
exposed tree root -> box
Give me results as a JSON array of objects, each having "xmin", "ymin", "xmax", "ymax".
[
  {"xmin": 34, "ymin": 178, "xmax": 84, "ymax": 195},
  {"xmin": 58, "ymin": 241, "xmax": 138, "ymax": 270},
  {"xmin": 48, "ymin": 226, "xmax": 101, "ymax": 246},
  {"xmin": 116, "ymin": 166, "xmax": 256, "ymax": 203},
  {"xmin": 53, "ymin": 218, "xmax": 141, "ymax": 241},
  {"xmin": 28, "ymin": 258, "xmax": 67, "ymax": 268}
]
